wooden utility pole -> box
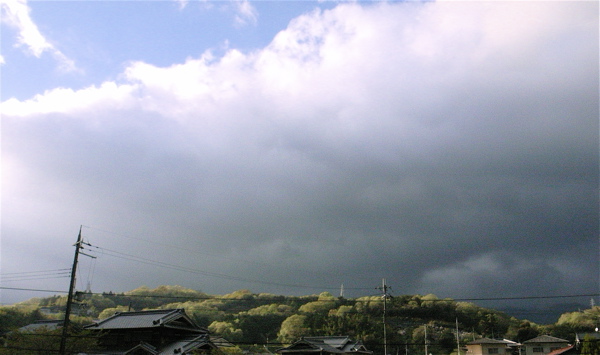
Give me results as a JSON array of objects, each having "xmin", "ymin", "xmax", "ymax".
[{"xmin": 59, "ymin": 226, "xmax": 83, "ymax": 355}]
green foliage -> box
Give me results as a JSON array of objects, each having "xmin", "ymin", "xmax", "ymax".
[
  {"xmin": 3, "ymin": 287, "xmax": 597, "ymax": 354},
  {"xmin": 557, "ymin": 307, "xmax": 600, "ymax": 328},
  {"xmin": 209, "ymin": 321, "xmax": 244, "ymax": 342},
  {"xmin": 1, "ymin": 328, "xmax": 98, "ymax": 354},
  {"xmin": 98, "ymin": 305, "xmax": 132, "ymax": 319},
  {"xmin": 242, "ymin": 303, "xmax": 294, "ymax": 316},
  {"xmin": 580, "ymin": 334, "xmax": 600, "ymax": 355},
  {"xmin": 0, "ymin": 307, "xmax": 44, "ymax": 333},
  {"xmin": 278, "ymin": 314, "xmax": 309, "ymax": 343}
]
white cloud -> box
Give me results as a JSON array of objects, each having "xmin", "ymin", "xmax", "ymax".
[
  {"xmin": 233, "ymin": 0, "xmax": 258, "ymax": 27},
  {"xmin": 0, "ymin": 0, "xmax": 77, "ymax": 71},
  {"xmin": 1, "ymin": 82, "xmax": 137, "ymax": 116}
]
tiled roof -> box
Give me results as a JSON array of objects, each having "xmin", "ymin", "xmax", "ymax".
[
  {"xmin": 158, "ymin": 334, "xmax": 215, "ymax": 354},
  {"xmin": 278, "ymin": 336, "xmax": 372, "ymax": 354},
  {"xmin": 85, "ymin": 308, "xmax": 204, "ymax": 332},
  {"xmin": 546, "ymin": 345, "xmax": 575, "ymax": 355},
  {"xmin": 523, "ymin": 335, "xmax": 569, "ymax": 344}
]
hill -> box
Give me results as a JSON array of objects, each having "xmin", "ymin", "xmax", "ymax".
[{"xmin": 1, "ymin": 285, "xmax": 598, "ymax": 355}]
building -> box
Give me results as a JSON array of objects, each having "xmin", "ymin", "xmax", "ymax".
[
  {"xmin": 276, "ymin": 336, "xmax": 373, "ymax": 355},
  {"xmin": 466, "ymin": 338, "xmax": 520, "ymax": 355},
  {"xmin": 522, "ymin": 335, "xmax": 569, "ymax": 355},
  {"xmin": 84, "ymin": 308, "xmax": 216, "ymax": 354}
]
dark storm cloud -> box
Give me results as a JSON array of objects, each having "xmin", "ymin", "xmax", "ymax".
[{"xmin": 1, "ymin": 1, "xmax": 597, "ymax": 305}]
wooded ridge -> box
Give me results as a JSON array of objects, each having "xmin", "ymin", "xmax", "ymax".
[{"xmin": 1, "ymin": 285, "xmax": 598, "ymax": 355}]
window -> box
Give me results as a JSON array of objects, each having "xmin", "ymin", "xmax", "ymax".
[
  {"xmin": 533, "ymin": 347, "xmax": 544, "ymax": 353},
  {"xmin": 488, "ymin": 348, "xmax": 499, "ymax": 354}
]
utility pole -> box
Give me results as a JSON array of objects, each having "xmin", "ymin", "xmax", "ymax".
[
  {"xmin": 424, "ymin": 325, "xmax": 428, "ymax": 355},
  {"xmin": 59, "ymin": 226, "xmax": 97, "ymax": 355},
  {"xmin": 377, "ymin": 279, "xmax": 392, "ymax": 355},
  {"xmin": 456, "ymin": 318, "xmax": 461, "ymax": 355}
]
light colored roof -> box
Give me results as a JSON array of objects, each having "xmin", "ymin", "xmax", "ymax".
[
  {"xmin": 85, "ymin": 308, "xmax": 205, "ymax": 333},
  {"xmin": 18, "ymin": 320, "xmax": 63, "ymax": 332},
  {"xmin": 523, "ymin": 335, "xmax": 569, "ymax": 344},
  {"xmin": 468, "ymin": 338, "xmax": 515, "ymax": 345}
]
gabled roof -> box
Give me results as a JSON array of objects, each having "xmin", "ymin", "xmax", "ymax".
[
  {"xmin": 125, "ymin": 341, "xmax": 158, "ymax": 354},
  {"xmin": 157, "ymin": 333, "xmax": 216, "ymax": 354},
  {"xmin": 523, "ymin": 335, "xmax": 569, "ymax": 344},
  {"xmin": 467, "ymin": 338, "xmax": 515, "ymax": 345},
  {"xmin": 85, "ymin": 308, "xmax": 205, "ymax": 333},
  {"xmin": 278, "ymin": 336, "xmax": 372, "ymax": 354}
]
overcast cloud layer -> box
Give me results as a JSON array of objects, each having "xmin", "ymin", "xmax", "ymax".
[{"xmin": 1, "ymin": 1, "xmax": 598, "ymax": 309}]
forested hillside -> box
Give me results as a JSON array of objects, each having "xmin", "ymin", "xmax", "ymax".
[{"xmin": 1, "ymin": 286, "xmax": 598, "ymax": 355}]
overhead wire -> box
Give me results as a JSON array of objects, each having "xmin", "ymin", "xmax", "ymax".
[
  {"xmin": 83, "ymin": 242, "xmax": 368, "ymax": 291},
  {"xmin": 0, "ymin": 269, "xmax": 71, "ymax": 283},
  {"xmin": 1, "ymin": 286, "xmax": 598, "ymax": 304},
  {"xmin": 83, "ymin": 225, "xmax": 376, "ymax": 285}
]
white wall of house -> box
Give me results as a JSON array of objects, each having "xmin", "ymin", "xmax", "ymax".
[
  {"xmin": 523, "ymin": 342, "xmax": 569, "ymax": 355},
  {"xmin": 467, "ymin": 344, "xmax": 512, "ymax": 355}
]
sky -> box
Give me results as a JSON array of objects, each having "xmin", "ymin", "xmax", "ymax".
[{"xmin": 1, "ymin": 0, "xmax": 598, "ymax": 315}]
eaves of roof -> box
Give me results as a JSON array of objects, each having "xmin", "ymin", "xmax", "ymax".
[
  {"xmin": 523, "ymin": 336, "xmax": 569, "ymax": 344},
  {"xmin": 468, "ymin": 338, "xmax": 514, "ymax": 345}
]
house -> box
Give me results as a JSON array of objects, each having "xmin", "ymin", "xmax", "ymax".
[
  {"xmin": 465, "ymin": 338, "xmax": 520, "ymax": 355},
  {"xmin": 84, "ymin": 308, "xmax": 216, "ymax": 355},
  {"xmin": 276, "ymin": 336, "xmax": 373, "ymax": 355},
  {"xmin": 522, "ymin": 335, "xmax": 569, "ymax": 355}
]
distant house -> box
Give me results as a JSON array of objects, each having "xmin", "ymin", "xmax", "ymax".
[
  {"xmin": 84, "ymin": 308, "xmax": 216, "ymax": 354},
  {"xmin": 466, "ymin": 338, "xmax": 520, "ymax": 355},
  {"xmin": 16, "ymin": 319, "xmax": 64, "ymax": 332},
  {"xmin": 276, "ymin": 336, "xmax": 373, "ymax": 355},
  {"xmin": 522, "ymin": 335, "xmax": 569, "ymax": 355}
]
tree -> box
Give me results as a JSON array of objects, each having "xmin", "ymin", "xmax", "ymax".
[
  {"xmin": 1, "ymin": 328, "xmax": 98, "ymax": 354},
  {"xmin": 278, "ymin": 314, "xmax": 308, "ymax": 343},
  {"xmin": 209, "ymin": 321, "xmax": 244, "ymax": 342},
  {"xmin": 580, "ymin": 334, "xmax": 600, "ymax": 355},
  {"xmin": 515, "ymin": 321, "xmax": 539, "ymax": 343}
]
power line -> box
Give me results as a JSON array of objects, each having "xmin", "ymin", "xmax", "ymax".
[
  {"xmin": 0, "ymin": 269, "xmax": 71, "ymax": 283},
  {"xmin": 83, "ymin": 225, "xmax": 377, "ymax": 283},
  {"xmin": 83, "ymin": 243, "xmax": 374, "ymax": 291},
  {"xmin": 1, "ymin": 286, "xmax": 598, "ymax": 303},
  {"xmin": 1, "ymin": 268, "xmax": 71, "ymax": 276}
]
